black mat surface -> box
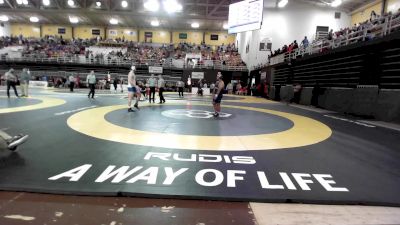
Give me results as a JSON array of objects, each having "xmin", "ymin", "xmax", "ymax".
[
  {"xmin": 0, "ymin": 89, "xmax": 400, "ymax": 206},
  {"xmin": 105, "ymin": 105, "xmax": 293, "ymax": 136}
]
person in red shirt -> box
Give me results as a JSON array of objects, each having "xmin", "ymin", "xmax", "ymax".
[{"xmin": 288, "ymin": 44, "xmax": 293, "ymax": 53}]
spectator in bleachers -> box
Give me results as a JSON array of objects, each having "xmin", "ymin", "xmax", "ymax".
[
  {"xmin": 293, "ymin": 40, "xmax": 299, "ymax": 50},
  {"xmin": 370, "ymin": 10, "xmax": 378, "ymax": 22},
  {"xmin": 365, "ymin": 30, "xmax": 375, "ymax": 41},
  {"xmin": 301, "ymin": 36, "xmax": 309, "ymax": 48}
]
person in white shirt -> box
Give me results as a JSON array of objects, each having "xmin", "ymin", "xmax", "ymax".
[
  {"xmin": 158, "ymin": 75, "xmax": 166, "ymax": 104},
  {"xmin": 86, "ymin": 71, "xmax": 96, "ymax": 98},
  {"xmin": 148, "ymin": 74, "xmax": 157, "ymax": 103},
  {"xmin": 20, "ymin": 68, "xmax": 31, "ymax": 97},
  {"xmin": 210, "ymin": 83, "xmax": 215, "ymax": 90},
  {"xmin": 177, "ymin": 80, "xmax": 184, "ymax": 97},
  {"xmin": 69, "ymin": 74, "xmax": 75, "ymax": 92},
  {"xmin": 227, "ymin": 83, "xmax": 233, "ymax": 94},
  {"xmin": 127, "ymin": 66, "xmax": 141, "ymax": 112}
]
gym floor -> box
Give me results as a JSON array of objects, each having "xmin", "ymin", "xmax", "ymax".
[{"xmin": 0, "ymin": 87, "xmax": 400, "ymax": 224}]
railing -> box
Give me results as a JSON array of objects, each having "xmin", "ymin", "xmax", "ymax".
[
  {"xmin": 269, "ymin": 13, "xmax": 400, "ymax": 66},
  {"xmin": 0, "ymin": 69, "xmax": 182, "ymax": 85},
  {"xmin": 0, "ymin": 54, "xmax": 248, "ymax": 71}
]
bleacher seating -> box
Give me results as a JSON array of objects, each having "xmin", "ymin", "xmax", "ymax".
[{"xmin": 0, "ymin": 36, "xmax": 247, "ymax": 71}]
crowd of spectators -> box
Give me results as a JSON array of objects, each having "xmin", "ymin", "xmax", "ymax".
[
  {"xmin": 173, "ymin": 42, "xmax": 246, "ymax": 67},
  {"xmin": 0, "ymin": 35, "xmax": 245, "ymax": 68}
]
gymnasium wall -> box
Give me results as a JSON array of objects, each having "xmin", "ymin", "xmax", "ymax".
[
  {"xmin": 10, "ymin": 24, "xmax": 41, "ymax": 38},
  {"xmin": 351, "ymin": 1, "xmax": 383, "ymax": 25},
  {"xmin": 236, "ymin": 0, "xmax": 351, "ymax": 68},
  {"xmin": 386, "ymin": 0, "xmax": 400, "ymax": 13},
  {"xmin": 7, "ymin": 24, "xmax": 233, "ymax": 46},
  {"xmin": 73, "ymin": 26, "xmax": 105, "ymax": 39},
  {"xmin": 204, "ymin": 31, "xmax": 236, "ymax": 46},
  {"xmin": 138, "ymin": 29, "xmax": 171, "ymax": 43},
  {"xmin": 0, "ymin": 22, "xmax": 10, "ymax": 37},
  {"xmin": 172, "ymin": 31, "xmax": 203, "ymax": 45},
  {"xmin": 42, "ymin": 25, "xmax": 73, "ymax": 40},
  {"xmin": 105, "ymin": 28, "xmax": 138, "ymax": 41}
]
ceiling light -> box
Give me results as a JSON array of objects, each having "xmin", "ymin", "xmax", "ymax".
[
  {"xmin": 67, "ymin": 0, "xmax": 74, "ymax": 6},
  {"xmin": 191, "ymin": 22, "xmax": 199, "ymax": 28},
  {"xmin": 0, "ymin": 0, "xmax": 4, "ymax": 4},
  {"xmin": 30, "ymin": 16, "xmax": 39, "ymax": 22},
  {"xmin": 278, "ymin": 0, "xmax": 288, "ymax": 8},
  {"xmin": 109, "ymin": 18, "xmax": 118, "ymax": 25},
  {"xmin": 96, "ymin": 1, "xmax": 101, "ymax": 7},
  {"xmin": 163, "ymin": 0, "xmax": 182, "ymax": 13},
  {"xmin": 0, "ymin": 15, "xmax": 9, "ymax": 22},
  {"xmin": 16, "ymin": 0, "xmax": 23, "ymax": 4},
  {"xmin": 69, "ymin": 16, "xmax": 78, "ymax": 23},
  {"xmin": 151, "ymin": 20, "xmax": 159, "ymax": 26},
  {"xmin": 223, "ymin": 23, "xmax": 229, "ymax": 29},
  {"xmin": 121, "ymin": 0, "xmax": 128, "ymax": 8},
  {"xmin": 42, "ymin": 0, "xmax": 50, "ymax": 6},
  {"xmin": 331, "ymin": 0, "xmax": 342, "ymax": 7},
  {"xmin": 144, "ymin": 0, "xmax": 159, "ymax": 12}
]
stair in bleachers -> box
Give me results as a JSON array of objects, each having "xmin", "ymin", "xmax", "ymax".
[
  {"xmin": 271, "ymin": 31, "xmax": 400, "ymax": 89},
  {"xmin": 380, "ymin": 47, "xmax": 400, "ymax": 89}
]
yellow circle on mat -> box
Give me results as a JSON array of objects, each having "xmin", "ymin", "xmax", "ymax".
[
  {"xmin": 67, "ymin": 103, "xmax": 332, "ymax": 151},
  {"xmin": 0, "ymin": 96, "xmax": 66, "ymax": 114}
]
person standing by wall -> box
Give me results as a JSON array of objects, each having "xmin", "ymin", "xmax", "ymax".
[
  {"xmin": 119, "ymin": 76, "xmax": 124, "ymax": 93},
  {"xmin": 291, "ymin": 83, "xmax": 302, "ymax": 104},
  {"xmin": 227, "ymin": 82, "xmax": 233, "ymax": 94},
  {"xmin": 145, "ymin": 81, "xmax": 150, "ymax": 100},
  {"xmin": 113, "ymin": 76, "xmax": 119, "ymax": 93},
  {"xmin": 86, "ymin": 71, "xmax": 96, "ymax": 99},
  {"xmin": 158, "ymin": 75, "xmax": 166, "ymax": 104},
  {"xmin": 301, "ymin": 36, "xmax": 309, "ymax": 49},
  {"xmin": 69, "ymin": 74, "xmax": 75, "ymax": 92},
  {"xmin": 148, "ymin": 74, "xmax": 156, "ymax": 103},
  {"xmin": 20, "ymin": 68, "xmax": 31, "ymax": 97},
  {"xmin": 177, "ymin": 80, "xmax": 184, "ymax": 97},
  {"xmin": 5, "ymin": 68, "xmax": 19, "ymax": 98}
]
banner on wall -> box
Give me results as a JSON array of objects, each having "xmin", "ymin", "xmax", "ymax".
[
  {"xmin": 124, "ymin": 30, "xmax": 136, "ymax": 36},
  {"xmin": 109, "ymin": 30, "xmax": 117, "ymax": 36},
  {"xmin": 179, "ymin": 33, "xmax": 188, "ymax": 39},
  {"xmin": 260, "ymin": 72, "xmax": 267, "ymax": 80},
  {"xmin": 149, "ymin": 66, "xmax": 163, "ymax": 74},
  {"xmin": 191, "ymin": 72, "xmax": 204, "ymax": 79},
  {"xmin": 145, "ymin": 32, "xmax": 153, "ymax": 37},
  {"xmin": 186, "ymin": 53, "xmax": 202, "ymax": 59}
]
